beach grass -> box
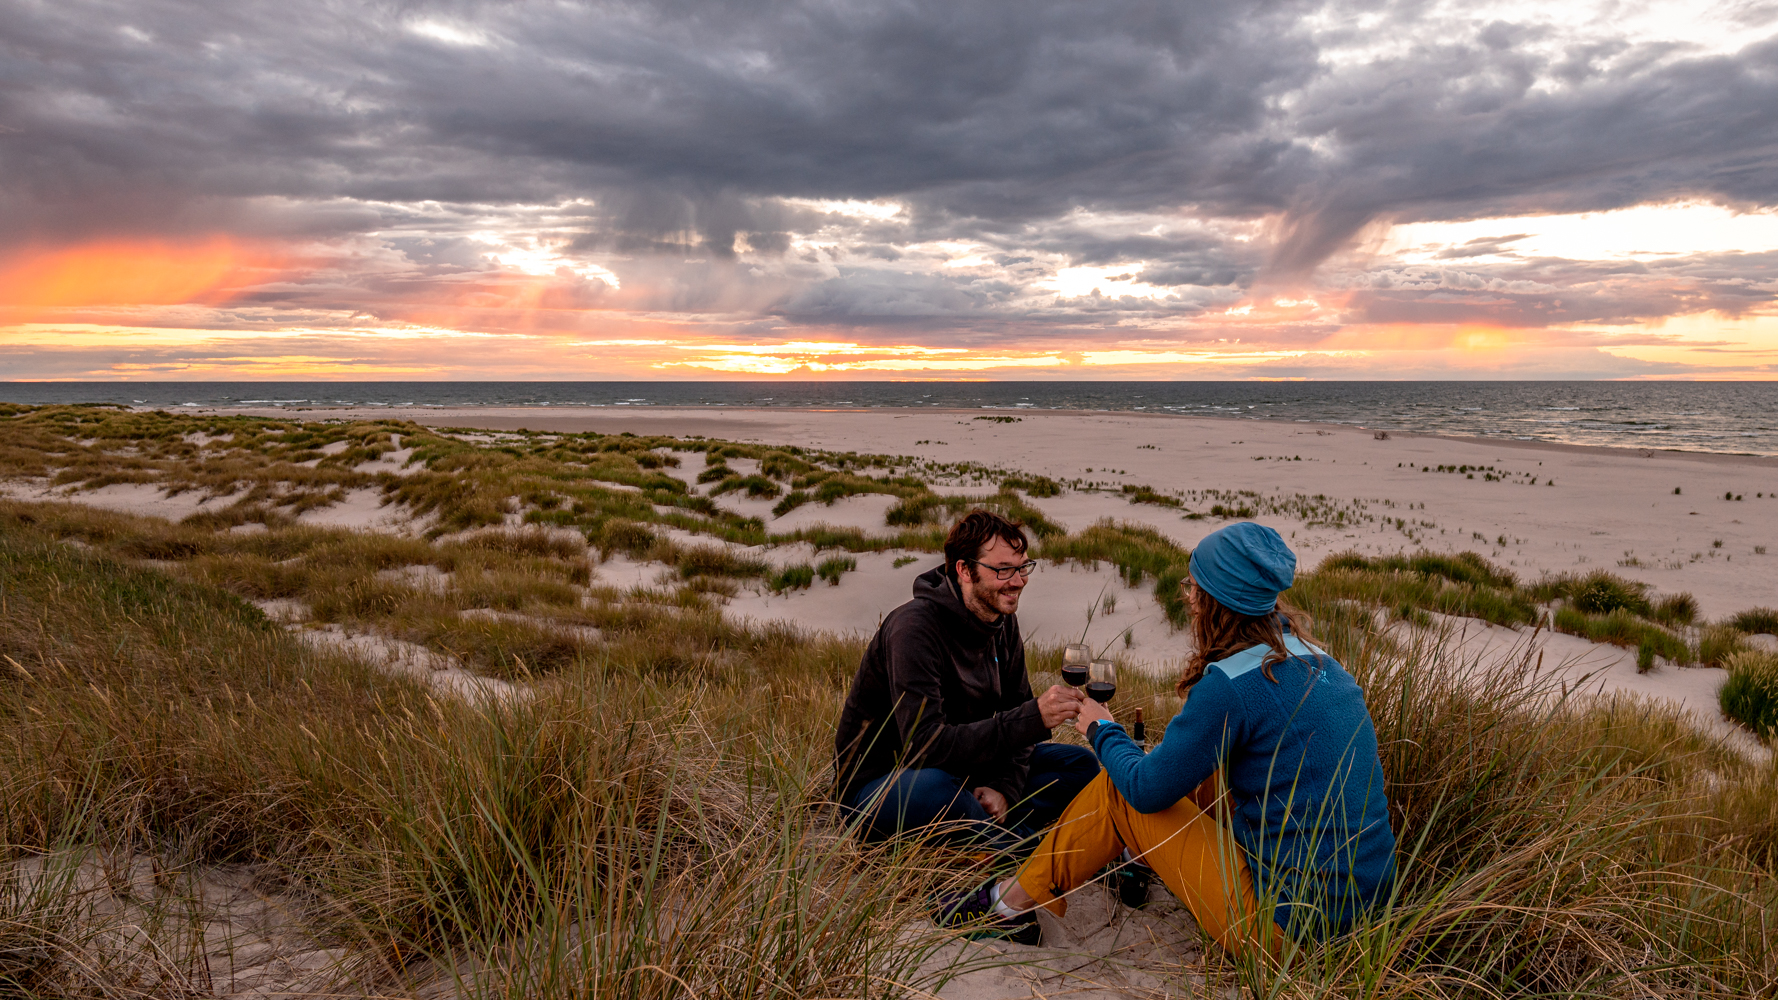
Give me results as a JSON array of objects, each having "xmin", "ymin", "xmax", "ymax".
[
  {"xmin": 1731, "ymin": 607, "xmax": 1778, "ymax": 635},
  {"xmin": 1, "ymin": 513, "xmax": 949, "ymax": 997},
  {"xmin": 4, "ymin": 405, "xmax": 1777, "ymax": 996},
  {"xmin": 6, "ymin": 504, "xmax": 1777, "ymax": 995},
  {"xmin": 1719, "ymin": 651, "xmax": 1778, "ymax": 742},
  {"xmin": 1294, "ymin": 550, "xmax": 1539, "ymax": 629},
  {"xmin": 1034, "ymin": 519, "xmax": 1193, "ymax": 628}
]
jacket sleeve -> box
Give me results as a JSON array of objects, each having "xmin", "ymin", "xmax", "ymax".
[
  {"xmin": 980, "ymin": 635, "xmax": 1039, "ymax": 802},
  {"xmin": 1092, "ymin": 669, "xmax": 1244, "ymax": 814},
  {"xmin": 887, "ymin": 618, "xmax": 1049, "ymax": 781}
]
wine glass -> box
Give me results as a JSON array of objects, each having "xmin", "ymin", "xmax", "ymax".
[
  {"xmin": 1087, "ymin": 659, "xmax": 1117, "ymax": 705},
  {"xmin": 1061, "ymin": 643, "xmax": 1091, "ymax": 689}
]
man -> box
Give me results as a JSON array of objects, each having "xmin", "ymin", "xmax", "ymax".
[{"xmin": 833, "ymin": 510, "xmax": 1097, "ymax": 851}]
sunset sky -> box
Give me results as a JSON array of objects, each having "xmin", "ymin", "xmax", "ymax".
[{"xmin": 3, "ymin": 0, "xmax": 1777, "ymax": 380}]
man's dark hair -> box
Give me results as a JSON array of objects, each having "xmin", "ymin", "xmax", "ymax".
[{"xmin": 944, "ymin": 509, "xmax": 1029, "ymax": 579}]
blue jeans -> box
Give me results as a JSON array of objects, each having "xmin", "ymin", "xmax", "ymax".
[{"xmin": 843, "ymin": 743, "xmax": 1099, "ymax": 854}]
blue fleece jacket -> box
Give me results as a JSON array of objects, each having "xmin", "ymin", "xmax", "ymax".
[{"xmin": 1091, "ymin": 635, "xmax": 1396, "ymax": 937}]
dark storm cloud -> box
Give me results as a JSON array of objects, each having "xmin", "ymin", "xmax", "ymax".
[
  {"xmin": 1343, "ymin": 249, "xmax": 1778, "ymax": 327},
  {"xmin": 0, "ymin": 0, "xmax": 1317, "ymax": 250},
  {"xmin": 2, "ymin": 0, "xmax": 1777, "ymax": 320},
  {"xmin": 1268, "ymin": 32, "xmax": 1778, "ymax": 278}
]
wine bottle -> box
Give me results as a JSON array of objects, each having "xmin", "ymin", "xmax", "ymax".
[{"xmin": 1132, "ymin": 707, "xmax": 1146, "ymax": 745}]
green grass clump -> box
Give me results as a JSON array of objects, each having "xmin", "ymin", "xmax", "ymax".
[
  {"xmin": 594, "ymin": 518, "xmax": 657, "ymax": 557},
  {"xmin": 771, "ymin": 523, "xmax": 945, "ymax": 554},
  {"xmin": 1730, "ymin": 607, "xmax": 1778, "ymax": 634},
  {"xmin": 1528, "ymin": 569, "xmax": 1650, "ymax": 614},
  {"xmin": 1698, "ymin": 624, "xmax": 1750, "ymax": 667},
  {"xmin": 1037, "ymin": 520, "xmax": 1193, "ymax": 628},
  {"xmin": 816, "ymin": 555, "xmax": 857, "ymax": 585},
  {"xmin": 1297, "ymin": 550, "xmax": 1538, "ymax": 629},
  {"xmin": 710, "ymin": 473, "xmax": 781, "ymax": 499},
  {"xmin": 1121, "ymin": 484, "xmax": 1181, "ymax": 508},
  {"xmin": 1568, "ymin": 572, "xmax": 1653, "ymax": 615},
  {"xmin": 1325, "ymin": 549, "xmax": 1519, "ymax": 590},
  {"xmin": 771, "ymin": 489, "xmax": 810, "ymax": 516},
  {"xmin": 672, "ymin": 544, "xmax": 767, "ymax": 579},
  {"xmin": 1553, "ymin": 606, "xmax": 1694, "ymax": 664},
  {"xmin": 768, "ymin": 563, "xmax": 815, "ymax": 592},
  {"xmin": 1720, "ymin": 650, "xmax": 1778, "ymax": 741},
  {"xmin": 1651, "ymin": 591, "xmax": 1701, "ymax": 626},
  {"xmin": 1000, "ymin": 474, "xmax": 1061, "ymax": 497},
  {"xmin": 885, "ymin": 489, "xmax": 1062, "ymax": 538}
]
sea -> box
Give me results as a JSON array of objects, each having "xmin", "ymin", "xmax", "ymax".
[{"xmin": 4, "ymin": 381, "xmax": 1776, "ymax": 457}]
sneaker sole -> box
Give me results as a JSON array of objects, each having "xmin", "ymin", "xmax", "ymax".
[{"xmin": 960, "ymin": 921, "xmax": 1042, "ymax": 947}]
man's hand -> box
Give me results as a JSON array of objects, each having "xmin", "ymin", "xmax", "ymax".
[
  {"xmin": 1037, "ymin": 684, "xmax": 1085, "ymax": 727},
  {"xmin": 973, "ymin": 786, "xmax": 1008, "ymax": 822},
  {"xmin": 1072, "ymin": 696, "xmax": 1114, "ymax": 736}
]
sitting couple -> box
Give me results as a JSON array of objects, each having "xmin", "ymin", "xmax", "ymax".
[{"xmin": 833, "ymin": 511, "xmax": 1396, "ymax": 959}]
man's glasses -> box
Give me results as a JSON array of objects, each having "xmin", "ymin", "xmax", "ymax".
[{"xmin": 967, "ymin": 559, "xmax": 1038, "ymax": 581}]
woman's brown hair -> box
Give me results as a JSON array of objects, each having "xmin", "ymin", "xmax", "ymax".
[{"xmin": 1177, "ymin": 582, "xmax": 1317, "ymax": 696}]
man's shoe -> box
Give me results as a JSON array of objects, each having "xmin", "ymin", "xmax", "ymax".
[{"xmin": 932, "ymin": 880, "xmax": 1042, "ymax": 946}]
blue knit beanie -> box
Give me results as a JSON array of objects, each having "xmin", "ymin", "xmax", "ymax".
[{"xmin": 1189, "ymin": 522, "xmax": 1296, "ymax": 616}]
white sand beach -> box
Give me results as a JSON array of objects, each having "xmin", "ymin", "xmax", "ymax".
[
  {"xmin": 115, "ymin": 403, "xmax": 1762, "ymax": 755},
  {"xmin": 5, "ymin": 403, "xmax": 1775, "ymax": 999}
]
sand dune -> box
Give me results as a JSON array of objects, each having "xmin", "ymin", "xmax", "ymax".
[{"xmin": 225, "ymin": 405, "xmax": 1778, "ymax": 619}]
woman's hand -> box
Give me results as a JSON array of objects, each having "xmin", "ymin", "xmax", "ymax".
[{"xmin": 1072, "ymin": 697, "xmax": 1115, "ymax": 736}]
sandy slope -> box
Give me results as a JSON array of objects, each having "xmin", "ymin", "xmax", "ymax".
[
  {"xmin": 8, "ymin": 406, "xmax": 1773, "ymax": 998},
  {"xmin": 216, "ymin": 405, "xmax": 1778, "ymax": 619}
]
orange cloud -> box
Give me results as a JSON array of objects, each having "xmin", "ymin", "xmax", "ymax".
[{"xmin": 0, "ymin": 236, "xmax": 288, "ymax": 314}]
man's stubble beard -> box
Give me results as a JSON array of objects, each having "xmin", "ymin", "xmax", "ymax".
[{"xmin": 961, "ymin": 567, "xmax": 1021, "ymax": 622}]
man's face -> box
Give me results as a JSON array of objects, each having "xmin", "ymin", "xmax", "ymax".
[{"xmin": 957, "ymin": 536, "xmax": 1030, "ymax": 618}]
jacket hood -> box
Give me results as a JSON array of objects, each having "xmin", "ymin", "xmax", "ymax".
[{"xmin": 912, "ymin": 564, "xmax": 1004, "ymax": 639}]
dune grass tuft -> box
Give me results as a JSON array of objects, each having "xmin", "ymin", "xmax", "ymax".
[
  {"xmin": 1720, "ymin": 650, "xmax": 1778, "ymax": 741},
  {"xmin": 1731, "ymin": 607, "xmax": 1778, "ymax": 635},
  {"xmin": 1296, "ymin": 549, "xmax": 1538, "ymax": 629},
  {"xmin": 1036, "ymin": 519, "xmax": 1193, "ymax": 628}
]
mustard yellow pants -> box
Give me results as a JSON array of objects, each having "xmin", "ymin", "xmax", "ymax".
[{"xmin": 1015, "ymin": 770, "xmax": 1280, "ymax": 961}]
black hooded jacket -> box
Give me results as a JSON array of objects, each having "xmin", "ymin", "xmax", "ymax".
[{"xmin": 832, "ymin": 565, "xmax": 1052, "ymax": 805}]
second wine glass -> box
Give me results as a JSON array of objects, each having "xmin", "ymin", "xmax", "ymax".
[{"xmin": 1087, "ymin": 659, "xmax": 1117, "ymax": 704}]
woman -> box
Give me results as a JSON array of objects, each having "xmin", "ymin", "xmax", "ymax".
[{"xmin": 937, "ymin": 522, "xmax": 1396, "ymax": 958}]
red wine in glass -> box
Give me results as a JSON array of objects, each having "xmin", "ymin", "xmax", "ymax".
[
  {"xmin": 1087, "ymin": 659, "xmax": 1116, "ymax": 703},
  {"xmin": 1062, "ymin": 643, "xmax": 1090, "ymax": 688}
]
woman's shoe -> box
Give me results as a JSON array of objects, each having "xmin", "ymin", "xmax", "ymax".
[
  {"xmin": 932, "ymin": 880, "xmax": 1042, "ymax": 946},
  {"xmin": 1115, "ymin": 863, "xmax": 1153, "ymax": 909}
]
